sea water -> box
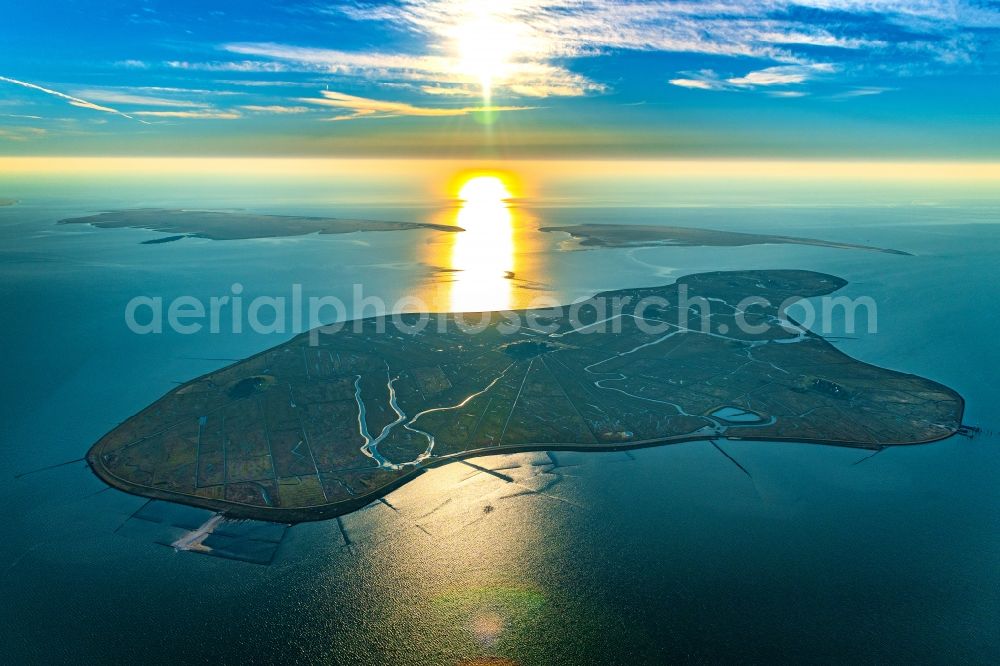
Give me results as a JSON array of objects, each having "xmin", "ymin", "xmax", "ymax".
[{"xmin": 0, "ymin": 166, "xmax": 997, "ymax": 663}]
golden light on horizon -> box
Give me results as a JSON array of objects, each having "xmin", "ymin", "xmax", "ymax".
[
  {"xmin": 4, "ymin": 158, "xmax": 1000, "ymax": 185},
  {"xmin": 448, "ymin": 174, "xmax": 516, "ymax": 312}
]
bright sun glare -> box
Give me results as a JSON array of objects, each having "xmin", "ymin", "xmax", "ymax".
[{"xmin": 455, "ymin": 8, "xmax": 518, "ymax": 100}]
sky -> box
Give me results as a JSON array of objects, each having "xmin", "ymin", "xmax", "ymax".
[{"xmin": 1, "ymin": 0, "xmax": 999, "ymax": 159}]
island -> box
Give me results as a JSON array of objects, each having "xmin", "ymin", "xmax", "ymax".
[
  {"xmin": 59, "ymin": 208, "xmax": 461, "ymax": 241},
  {"xmin": 87, "ymin": 270, "xmax": 963, "ymax": 522},
  {"xmin": 140, "ymin": 234, "xmax": 188, "ymax": 245},
  {"xmin": 0, "ymin": 198, "xmax": 16, "ymax": 206},
  {"xmin": 541, "ymin": 223, "xmax": 911, "ymax": 255}
]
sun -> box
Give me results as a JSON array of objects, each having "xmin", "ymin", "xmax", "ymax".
[
  {"xmin": 454, "ymin": 8, "xmax": 519, "ymax": 100},
  {"xmin": 458, "ymin": 175, "xmax": 512, "ymax": 202}
]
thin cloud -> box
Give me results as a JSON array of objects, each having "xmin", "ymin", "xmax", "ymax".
[
  {"xmin": 670, "ymin": 64, "xmax": 835, "ymax": 92},
  {"xmin": 669, "ymin": 78, "xmax": 724, "ymax": 91},
  {"xmin": 0, "ymin": 126, "xmax": 47, "ymax": 141},
  {"xmin": 133, "ymin": 110, "xmax": 241, "ymax": 119},
  {"xmin": 728, "ymin": 64, "xmax": 837, "ymax": 87},
  {"xmin": 421, "ymin": 85, "xmax": 479, "ymax": 97},
  {"xmin": 832, "ymin": 87, "xmax": 895, "ymax": 98},
  {"xmin": 214, "ymin": 79, "xmax": 313, "ymax": 88},
  {"xmin": 167, "ymin": 60, "xmax": 292, "ymax": 73},
  {"xmin": 0, "ymin": 76, "xmax": 148, "ymax": 122},
  {"xmin": 239, "ymin": 105, "xmax": 311, "ymax": 113},
  {"xmin": 304, "ymin": 90, "xmax": 535, "ymax": 120},
  {"xmin": 72, "ymin": 89, "xmax": 211, "ymax": 108}
]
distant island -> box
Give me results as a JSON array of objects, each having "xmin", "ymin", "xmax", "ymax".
[
  {"xmin": 87, "ymin": 270, "xmax": 962, "ymax": 522},
  {"xmin": 140, "ymin": 234, "xmax": 188, "ymax": 245},
  {"xmin": 59, "ymin": 208, "xmax": 461, "ymax": 241},
  {"xmin": 0, "ymin": 198, "xmax": 16, "ymax": 207},
  {"xmin": 541, "ymin": 223, "xmax": 911, "ymax": 255},
  {"xmin": 59, "ymin": 210, "xmax": 910, "ymax": 257}
]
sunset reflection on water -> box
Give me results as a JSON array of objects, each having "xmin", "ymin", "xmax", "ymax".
[{"xmin": 448, "ymin": 174, "xmax": 516, "ymax": 313}]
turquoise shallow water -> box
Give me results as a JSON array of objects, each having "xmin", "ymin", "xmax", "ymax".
[{"xmin": 0, "ymin": 179, "xmax": 998, "ymax": 663}]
